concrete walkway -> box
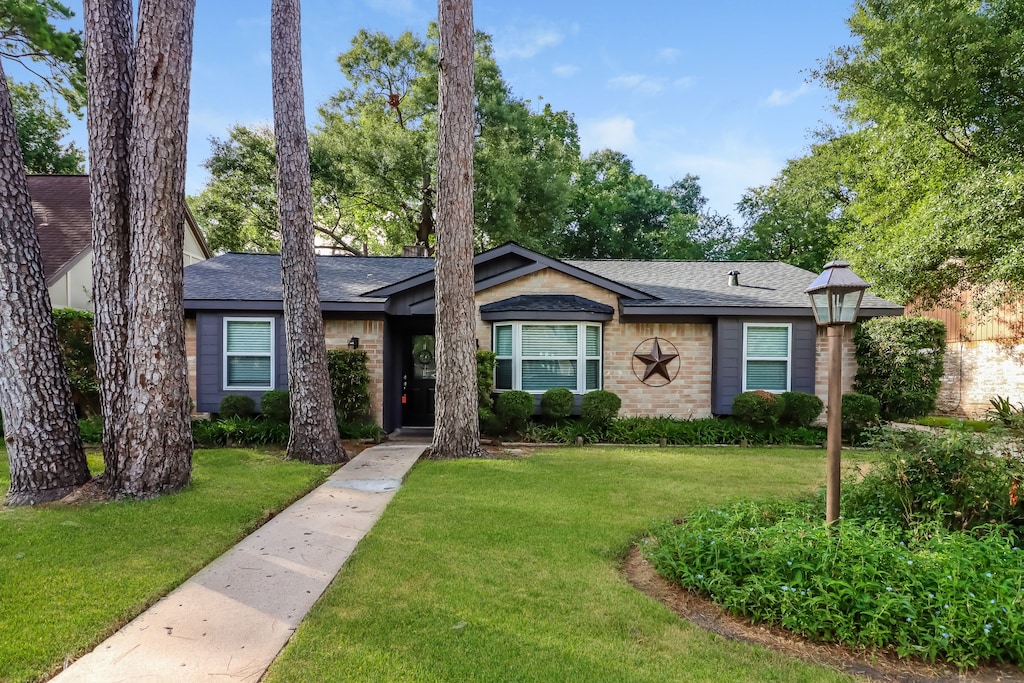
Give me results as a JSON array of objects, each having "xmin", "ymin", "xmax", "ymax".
[{"xmin": 51, "ymin": 443, "xmax": 427, "ymax": 683}]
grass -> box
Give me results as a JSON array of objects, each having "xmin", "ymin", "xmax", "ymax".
[
  {"xmin": 0, "ymin": 448, "xmax": 336, "ymax": 683},
  {"xmin": 265, "ymin": 447, "xmax": 855, "ymax": 682},
  {"xmin": 911, "ymin": 416, "xmax": 991, "ymax": 432}
]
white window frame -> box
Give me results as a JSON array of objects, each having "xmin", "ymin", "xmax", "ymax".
[
  {"xmin": 742, "ymin": 322, "xmax": 792, "ymax": 393},
  {"xmin": 492, "ymin": 321, "xmax": 602, "ymax": 394},
  {"xmin": 223, "ymin": 317, "xmax": 275, "ymax": 391}
]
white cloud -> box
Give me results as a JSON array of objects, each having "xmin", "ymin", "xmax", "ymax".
[
  {"xmin": 673, "ymin": 76, "xmax": 695, "ymax": 90},
  {"xmin": 580, "ymin": 115, "xmax": 639, "ymax": 154},
  {"xmin": 657, "ymin": 47, "xmax": 681, "ymax": 63},
  {"xmin": 552, "ymin": 64, "xmax": 580, "ymax": 78},
  {"xmin": 607, "ymin": 74, "xmax": 665, "ymax": 95},
  {"xmin": 493, "ymin": 25, "xmax": 564, "ymax": 60},
  {"xmin": 762, "ymin": 83, "xmax": 811, "ymax": 107}
]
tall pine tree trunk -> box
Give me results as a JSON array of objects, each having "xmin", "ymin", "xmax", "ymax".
[
  {"xmin": 432, "ymin": 0, "xmax": 482, "ymax": 458},
  {"xmin": 271, "ymin": 0, "xmax": 346, "ymax": 465},
  {"xmin": 0, "ymin": 68, "xmax": 90, "ymax": 505},
  {"xmin": 116, "ymin": 0, "xmax": 195, "ymax": 496},
  {"xmin": 82, "ymin": 0, "xmax": 133, "ymax": 487}
]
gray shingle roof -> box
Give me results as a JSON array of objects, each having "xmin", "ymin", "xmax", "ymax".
[
  {"xmin": 184, "ymin": 253, "xmax": 435, "ymax": 306},
  {"xmin": 565, "ymin": 259, "xmax": 900, "ymax": 313},
  {"xmin": 479, "ymin": 294, "xmax": 614, "ymax": 314},
  {"xmin": 28, "ymin": 175, "xmax": 93, "ymax": 285}
]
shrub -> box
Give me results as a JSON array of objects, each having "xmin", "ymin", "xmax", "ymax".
[
  {"xmin": 647, "ymin": 500, "xmax": 1024, "ymax": 668},
  {"xmin": 581, "ymin": 390, "xmax": 621, "ymax": 427},
  {"xmin": 219, "ymin": 394, "xmax": 256, "ymax": 418},
  {"xmin": 260, "ymin": 389, "xmax": 290, "ymax": 423},
  {"xmin": 191, "ymin": 416, "xmax": 288, "ymax": 447},
  {"xmin": 336, "ymin": 419, "xmax": 386, "ymax": 442},
  {"xmin": 853, "ymin": 316, "xmax": 946, "ymax": 420},
  {"xmin": 540, "ymin": 387, "xmax": 575, "ymax": 419},
  {"xmin": 326, "ymin": 349, "xmax": 371, "ymax": 422},
  {"xmin": 985, "ymin": 395, "xmax": 1023, "ymax": 426},
  {"xmin": 52, "ymin": 308, "xmax": 99, "ymax": 416},
  {"xmin": 780, "ymin": 391, "xmax": 823, "ymax": 428},
  {"xmin": 476, "ymin": 350, "xmax": 496, "ymax": 414},
  {"xmin": 78, "ymin": 416, "xmax": 103, "ymax": 445},
  {"xmin": 841, "ymin": 392, "xmax": 880, "ymax": 436},
  {"xmin": 731, "ymin": 390, "xmax": 785, "ymax": 428},
  {"xmin": 495, "ymin": 390, "xmax": 534, "ymax": 431},
  {"xmin": 847, "ymin": 426, "xmax": 1024, "ymax": 530}
]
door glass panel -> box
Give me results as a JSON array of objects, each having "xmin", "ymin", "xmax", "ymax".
[{"xmin": 413, "ymin": 335, "xmax": 436, "ymax": 379}]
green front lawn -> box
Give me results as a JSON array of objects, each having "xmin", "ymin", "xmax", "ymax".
[
  {"xmin": 0, "ymin": 449, "xmax": 336, "ymax": 683},
  {"xmin": 266, "ymin": 447, "xmax": 853, "ymax": 682}
]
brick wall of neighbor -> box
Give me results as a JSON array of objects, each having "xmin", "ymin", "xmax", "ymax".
[
  {"xmin": 936, "ymin": 341, "xmax": 1024, "ymax": 418},
  {"xmin": 474, "ymin": 268, "xmax": 714, "ymax": 417},
  {"xmin": 814, "ymin": 325, "xmax": 857, "ymax": 406},
  {"xmin": 324, "ymin": 319, "xmax": 385, "ymax": 426},
  {"xmin": 185, "ymin": 317, "xmax": 197, "ymax": 410}
]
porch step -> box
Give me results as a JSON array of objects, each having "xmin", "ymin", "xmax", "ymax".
[{"xmin": 389, "ymin": 426, "xmax": 434, "ymax": 442}]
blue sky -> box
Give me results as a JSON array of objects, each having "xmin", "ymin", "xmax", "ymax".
[{"xmin": 39, "ymin": 1, "xmax": 857, "ymax": 220}]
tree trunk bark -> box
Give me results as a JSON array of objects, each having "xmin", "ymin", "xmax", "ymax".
[
  {"xmin": 116, "ymin": 0, "xmax": 196, "ymax": 497},
  {"xmin": 271, "ymin": 0, "xmax": 346, "ymax": 464},
  {"xmin": 432, "ymin": 0, "xmax": 483, "ymax": 458},
  {"xmin": 0, "ymin": 68, "xmax": 90, "ymax": 505},
  {"xmin": 82, "ymin": 0, "xmax": 133, "ymax": 487}
]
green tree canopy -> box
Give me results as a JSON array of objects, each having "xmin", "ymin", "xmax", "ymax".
[
  {"xmin": 0, "ymin": 0, "xmax": 85, "ymax": 110},
  {"xmin": 9, "ymin": 78, "xmax": 83, "ymax": 173},
  {"xmin": 191, "ymin": 25, "xmax": 580, "ymax": 256}
]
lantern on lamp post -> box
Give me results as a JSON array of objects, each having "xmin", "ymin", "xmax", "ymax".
[{"xmin": 805, "ymin": 260, "xmax": 869, "ymax": 525}]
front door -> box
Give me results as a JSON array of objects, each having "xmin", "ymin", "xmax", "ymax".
[{"xmin": 403, "ymin": 334, "xmax": 436, "ymax": 426}]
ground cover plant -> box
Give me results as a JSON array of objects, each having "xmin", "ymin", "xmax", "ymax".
[
  {"xmin": 0, "ymin": 449, "xmax": 336, "ymax": 683},
  {"xmin": 265, "ymin": 447, "xmax": 852, "ymax": 682},
  {"xmin": 646, "ymin": 427, "xmax": 1024, "ymax": 669}
]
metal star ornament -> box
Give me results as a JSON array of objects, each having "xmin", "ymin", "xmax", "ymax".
[{"xmin": 633, "ymin": 337, "xmax": 679, "ymax": 384}]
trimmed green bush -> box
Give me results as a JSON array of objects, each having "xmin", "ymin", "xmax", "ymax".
[
  {"xmin": 476, "ymin": 350, "xmax": 496, "ymax": 414},
  {"xmin": 260, "ymin": 389, "xmax": 290, "ymax": 423},
  {"xmin": 326, "ymin": 349, "xmax": 371, "ymax": 422},
  {"xmin": 841, "ymin": 392, "xmax": 880, "ymax": 435},
  {"xmin": 853, "ymin": 316, "xmax": 946, "ymax": 420},
  {"xmin": 191, "ymin": 416, "xmax": 288, "ymax": 447},
  {"xmin": 540, "ymin": 387, "xmax": 575, "ymax": 419},
  {"xmin": 495, "ymin": 390, "xmax": 534, "ymax": 431},
  {"xmin": 52, "ymin": 308, "xmax": 99, "ymax": 416},
  {"xmin": 525, "ymin": 415, "xmax": 825, "ymax": 447},
  {"xmin": 780, "ymin": 391, "xmax": 824, "ymax": 428},
  {"xmin": 581, "ymin": 390, "xmax": 621, "ymax": 427},
  {"xmin": 731, "ymin": 390, "xmax": 785, "ymax": 428},
  {"xmin": 337, "ymin": 419, "xmax": 386, "ymax": 442},
  {"xmin": 219, "ymin": 394, "xmax": 256, "ymax": 418}
]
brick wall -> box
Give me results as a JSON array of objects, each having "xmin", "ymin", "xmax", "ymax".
[
  {"xmin": 813, "ymin": 325, "xmax": 857, "ymax": 406},
  {"xmin": 936, "ymin": 340, "xmax": 1024, "ymax": 417},
  {"xmin": 474, "ymin": 268, "xmax": 714, "ymax": 417},
  {"xmin": 324, "ymin": 319, "xmax": 385, "ymax": 425}
]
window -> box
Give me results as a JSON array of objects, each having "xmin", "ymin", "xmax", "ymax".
[
  {"xmin": 743, "ymin": 323, "xmax": 791, "ymax": 392},
  {"xmin": 493, "ymin": 322, "xmax": 601, "ymax": 393},
  {"xmin": 224, "ymin": 318, "xmax": 275, "ymax": 390}
]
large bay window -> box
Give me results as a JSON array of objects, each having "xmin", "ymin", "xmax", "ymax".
[
  {"xmin": 224, "ymin": 317, "xmax": 275, "ymax": 390},
  {"xmin": 494, "ymin": 322, "xmax": 601, "ymax": 393},
  {"xmin": 742, "ymin": 323, "xmax": 791, "ymax": 392}
]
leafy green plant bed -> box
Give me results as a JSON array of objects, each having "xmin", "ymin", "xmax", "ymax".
[
  {"xmin": 0, "ymin": 449, "xmax": 336, "ymax": 683},
  {"xmin": 520, "ymin": 415, "xmax": 826, "ymax": 447},
  {"xmin": 646, "ymin": 500, "xmax": 1024, "ymax": 668}
]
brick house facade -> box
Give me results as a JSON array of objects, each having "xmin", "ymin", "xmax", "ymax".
[{"xmin": 184, "ymin": 243, "xmax": 901, "ymax": 431}]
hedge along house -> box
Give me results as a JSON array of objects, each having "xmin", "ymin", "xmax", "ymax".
[{"xmin": 183, "ymin": 242, "xmax": 903, "ymax": 431}]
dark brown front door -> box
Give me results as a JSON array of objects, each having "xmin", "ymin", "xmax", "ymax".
[{"xmin": 403, "ymin": 334, "xmax": 436, "ymax": 426}]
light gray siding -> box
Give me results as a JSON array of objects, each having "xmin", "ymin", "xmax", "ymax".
[
  {"xmin": 712, "ymin": 317, "xmax": 817, "ymax": 414},
  {"xmin": 195, "ymin": 311, "xmax": 288, "ymax": 413}
]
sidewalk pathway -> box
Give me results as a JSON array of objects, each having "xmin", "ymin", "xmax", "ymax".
[{"xmin": 51, "ymin": 443, "xmax": 427, "ymax": 683}]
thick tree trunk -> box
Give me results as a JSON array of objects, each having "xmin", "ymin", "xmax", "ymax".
[
  {"xmin": 0, "ymin": 69, "xmax": 90, "ymax": 505},
  {"xmin": 82, "ymin": 0, "xmax": 133, "ymax": 486},
  {"xmin": 271, "ymin": 0, "xmax": 346, "ymax": 464},
  {"xmin": 432, "ymin": 0, "xmax": 483, "ymax": 458},
  {"xmin": 115, "ymin": 0, "xmax": 195, "ymax": 497}
]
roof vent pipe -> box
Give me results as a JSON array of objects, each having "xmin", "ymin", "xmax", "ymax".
[{"xmin": 728, "ymin": 270, "xmax": 740, "ymax": 287}]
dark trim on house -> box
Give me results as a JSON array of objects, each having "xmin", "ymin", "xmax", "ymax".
[
  {"xmin": 195, "ymin": 311, "xmax": 288, "ymax": 413},
  {"xmin": 620, "ymin": 304, "xmax": 904, "ymax": 320}
]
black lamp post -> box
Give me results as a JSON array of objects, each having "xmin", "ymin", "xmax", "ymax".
[{"xmin": 805, "ymin": 260, "xmax": 869, "ymax": 525}]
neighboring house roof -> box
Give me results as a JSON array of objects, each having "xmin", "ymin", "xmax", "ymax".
[
  {"xmin": 183, "ymin": 242, "xmax": 904, "ymax": 318},
  {"xmin": 29, "ymin": 174, "xmax": 213, "ymax": 287}
]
